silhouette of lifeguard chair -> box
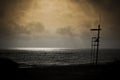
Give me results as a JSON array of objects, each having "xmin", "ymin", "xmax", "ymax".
[{"xmin": 90, "ymin": 24, "xmax": 102, "ymax": 64}]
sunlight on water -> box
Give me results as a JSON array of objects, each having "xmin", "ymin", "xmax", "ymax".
[{"xmin": 10, "ymin": 48, "xmax": 72, "ymax": 51}]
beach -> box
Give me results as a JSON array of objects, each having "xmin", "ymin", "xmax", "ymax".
[
  {"xmin": 0, "ymin": 58, "xmax": 120, "ymax": 80},
  {"xmin": 0, "ymin": 49, "xmax": 120, "ymax": 80}
]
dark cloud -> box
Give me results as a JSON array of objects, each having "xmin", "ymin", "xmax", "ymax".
[
  {"xmin": 0, "ymin": 0, "xmax": 32, "ymax": 36},
  {"xmin": 57, "ymin": 25, "xmax": 90, "ymax": 37},
  {"xmin": 72, "ymin": 0, "xmax": 120, "ymax": 25},
  {"xmin": 0, "ymin": 0, "xmax": 31, "ymax": 19},
  {"xmin": 0, "ymin": 22, "xmax": 45, "ymax": 37},
  {"xmin": 0, "ymin": 0, "xmax": 120, "ymax": 48},
  {"xmin": 90, "ymin": 0, "xmax": 120, "ymax": 40},
  {"xmin": 88, "ymin": 0, "xmax": 120, "ymax": 47},
  {"xmin": 57, "ymin": 26, "xmax": 75, "ymax": 37},
  {"xmin": 25, "ymin": 23, "xmax": 45, "ymax": 35},
  {"xmin": 89, "ymin": 0, "xmax": 120, "ymax": 23},
  {"xmin": 73, "ymin": 0, "xmax": 120, "ymax": 42}
]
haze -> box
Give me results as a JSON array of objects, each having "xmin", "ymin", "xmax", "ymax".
[{"xmin": 0, "ymin": 0, "xmax": 120, "ymax": 49}]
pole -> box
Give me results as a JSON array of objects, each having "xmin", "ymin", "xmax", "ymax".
[
  {"xmin": 90, "ymin": 25, "xmax": 101, "ymax": 65},
  {"xmin": 95, "ymin": 25, "xmax": 100, "ymax": 64}
]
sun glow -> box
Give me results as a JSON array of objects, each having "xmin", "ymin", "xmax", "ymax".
[{"xmin": 10, "ymin": 48, "xmax": 72, "ymax": 51}]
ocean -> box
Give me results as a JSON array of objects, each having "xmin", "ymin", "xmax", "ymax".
[{"xmin": 0, "ymin": 48, "xmax": 120, "ymax": 68}]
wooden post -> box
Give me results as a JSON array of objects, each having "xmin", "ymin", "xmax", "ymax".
[{"xmin": 90, "ymin": 25, "xmax": 101, "ymax": 64}]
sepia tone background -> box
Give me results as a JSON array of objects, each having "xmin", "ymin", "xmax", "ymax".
[{"xmin": 0, "ymin": 0, "xmax": 120, "ymax": 48}]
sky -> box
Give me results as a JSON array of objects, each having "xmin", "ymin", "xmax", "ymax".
[{"xmin": 0, "ymin": 0, "xmax": 120, "ymax": 49}]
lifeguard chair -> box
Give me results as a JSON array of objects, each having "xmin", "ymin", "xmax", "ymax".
[{"xmin": 90, "ymin": 25, "xmax": 102, "ymax": 64}]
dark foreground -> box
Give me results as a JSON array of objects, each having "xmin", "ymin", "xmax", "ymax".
[{"xmin": 0, "ymin": 58, "xmax": 120, "ymax": 80}]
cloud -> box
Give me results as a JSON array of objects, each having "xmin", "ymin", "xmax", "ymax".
[
  {"xmin": 89, "ymin": 0, "xmax": 120, "ymax": 38},
  {"xmin": 0, "ymin": 0, "xmax": 31, "ymax": 37},
  {"xmin": 56, "ymin": 24, "xmax": 91, "ymax": 38},
  {"xmin": 23, "ymin": 22, "xmax": 45, "ymax": 36},
  {"xmin": 0, "ymin": 0, "xmax": 46, "ymax": 37},
  {"xmin": 0, "ymin": 0, "xmax": 97, "ymax": 38},
  {"xmin": 0, "ymin": 0, "xmax": 32, "ymax": 20},
  {"xmin": 0, "ymin": 22, "xmax": 45, "ymax": 37},
  {"xmin": 57, "ymin": 26, "xmax": 76, "ymax": 37},
  {"xmin": 71, "ymin": 0, "xmax": 120, "ymax": 25},
  {"xmin": 71, "ymin": 0, "xmax": 120, "ymax": 39},
  {"xmin": 0, "ymin": 0, "xmax": 120, "ymax": 48}
]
